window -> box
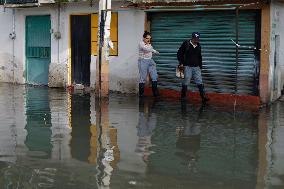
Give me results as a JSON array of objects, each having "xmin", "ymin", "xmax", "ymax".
[{"xmin": 91, "ymin": 12, "xmax": 118, "ymax": 56}]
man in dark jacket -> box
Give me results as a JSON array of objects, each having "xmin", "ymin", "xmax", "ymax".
[{"xmin": 177, "ymin": 32, "xmax": 209, "ymax": 102}]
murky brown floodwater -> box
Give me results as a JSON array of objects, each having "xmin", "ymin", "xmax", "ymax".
[{"xmin": 0, "ymin": 83, "xmax": 283, "ymax": 189}]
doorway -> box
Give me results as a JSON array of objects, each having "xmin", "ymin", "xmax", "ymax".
[{"xmin": 71, "ymin": 15, "xmax": 91, "ymax": 86}]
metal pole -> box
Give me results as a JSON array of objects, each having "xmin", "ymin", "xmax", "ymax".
[
  {"xmin": 98, "ymin": 10, "xmax": 106, "ymax": 99},
  {"xmin": 96, "ymin": 0, "xmax": 111, "ymax": 98},
  {"xmin": 235, "ymin": 7, "xmax": 239, "ymax": 94}
]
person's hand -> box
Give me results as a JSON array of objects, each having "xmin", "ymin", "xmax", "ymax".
[
  {"xmin": 178, "ymin": 64, "xmax": 184, "ymax": 71},
  {"xmin": 154, "ymin": 50, "xmax": 159, "ymax": 54}
]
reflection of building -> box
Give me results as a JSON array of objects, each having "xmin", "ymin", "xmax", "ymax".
[
  {"xmin": 70, "ymin": 93, "xmax": 91, "ymax": 162},
  {"xmin": 25, "ymin": 86, "xmax": 52, "ymax": 158},
  {"xmin": 89, "ymin": 124, "xmax": 99, "ymax": 164},
  {"xmin": 49, "ymin": 89, "xmax": 72, "ymax": 161},
  {"xmin": 109, "ymin": 126, "xmax": 120, "ymax": 168},
  {"xmin": 0, "ymin": 84, "xmax": 27, "ymax": 163},
  {"xmin": 89, "ymin": 97, "xmax": 121, "ymax": 188},
  {"xmin": 107, "ymin": 95, "xmax": 146, "ymax": 174},
  {"xmin": 88, "ymin": 125, "xmax": 120, "ymax": 168}
]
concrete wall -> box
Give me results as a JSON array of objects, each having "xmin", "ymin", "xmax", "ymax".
[
  {"xmin": 0, "ymin": 8, "xmax": 14, "ymax": 83},
  {"xmin": 0, "ymin": 2, "xmax": 144, "ymax": 93},
  {"xmin": 265, "ymin": 101, "xmax": 284, "ymax": 187},
  {"xmin": 63, "ymin": 2, "xmax": 144, "ymax": 92},
  {"xmin": 270, "ymin": 0, "xmax": 284, "ymax": 101}
]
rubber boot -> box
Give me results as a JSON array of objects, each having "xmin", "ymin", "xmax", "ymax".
[
  {"xmin": 152, "ymin": 81, "xmax": 159, "ymax": 97},
  {"xmin": 139, "ymin": 83, "xmax": 145, "ymax": 97},
  {"xmin": 181, "ymin": 85, "xmax": 187, "ymax": 99},
  {"xmin": 197, "ymin": 84, "xmax": 209, "ymax": 103}
]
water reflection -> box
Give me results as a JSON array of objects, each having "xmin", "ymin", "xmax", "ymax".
[
  {"xmin": 136, "ymin": 99, "xmax": 157, "ymax": 163},
  {"xmin": 95, "ymin": 98, "xmax": 120, "ymax": 189},
  {"xmin": 176, "ymin": 102, "xmax": 203, "ymax": 173},
  {"xmin": 25, "ymin": 86, "xmax": 52, "ymax": 158},
  {"xmin": 1, "ymin": 83, "xmax": 284, "ymax": 188},
  {"xmin": 264, "ymin": 99, "xmax": 284, "ymax": 188},
  {"xmin": 70, "ymin": 93, "xmax": 91, "ymax": 162}
]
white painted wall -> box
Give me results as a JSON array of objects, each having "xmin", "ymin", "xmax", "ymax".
[
  {"xmin": 108, "ymin": 10, "xmax": 144, "ymax": 93},
  {"xmin": 0, "ymin": 8, "xmax": 14, "ymax": 83},
  {"xmin": 270, "ymin": 0, "xmax": 284, "ymax": 101}
]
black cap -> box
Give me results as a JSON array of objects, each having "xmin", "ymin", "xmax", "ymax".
[{"xmin": 192, "ymin": 32, "xmax": 200, "ymax": 38}]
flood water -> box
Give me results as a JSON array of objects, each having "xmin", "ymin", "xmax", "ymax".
[{"xmin": 0, "ymin": 83, "xmax": 283, "ymax": 189}]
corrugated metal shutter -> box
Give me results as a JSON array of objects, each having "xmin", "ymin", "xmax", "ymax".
[{"xmin": 150, "ymin": 11, "xmax": 260, "ymax": 95}]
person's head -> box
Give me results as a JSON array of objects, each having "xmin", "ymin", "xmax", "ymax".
[
  {"xmin": 143, "ymin": 31, "xmax": 151, "ymax": 44},
  {"xmin": 191, "ymin": 32, "xmax": 200, "ymax": 45}
]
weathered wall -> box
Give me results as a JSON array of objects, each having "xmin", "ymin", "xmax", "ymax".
[
  {"xmin": 108, "ymin": 10, "xmax": 144, "ymax": 93},
  {"xmin": 270, "ymin": 0, "xmax": 284, "ymax": 101},
  {"xmin": 0, "ymin": 8, "xmax": 15, "ymax": 83},
  {"xmin": 63, "ymin": 3, "xmax": 144, "ymax": 92},
  {"xmin": 5, "ymin": 2, "xmax": 144, "ymax": 92},
  {"xmin": 14, "ymin": 5, "xmax": 65, "ymax": 87},
  {"xmin": 265, "ymin": 100, "xmax": 284, "ymax": 188}
]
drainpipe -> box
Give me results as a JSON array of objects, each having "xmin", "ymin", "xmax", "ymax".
[
  {"xmin": 9, "ymin": 9, "xmax": 16, "ymax": 84},
  {"xmin": 57, "ymin": 3, "xmax": 60, "ymax": 64}
]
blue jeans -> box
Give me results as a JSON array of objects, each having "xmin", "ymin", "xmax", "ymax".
[
  {"xmin": 182, "ymin": 66, "xmax": 203, "ymax": 86},
  {"xmin": 138, "ymin": 59, "xmax": 158, "ymax": 83}
]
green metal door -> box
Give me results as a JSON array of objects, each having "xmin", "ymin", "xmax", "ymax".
[
  {"xmin": 150, "ymin": 11, "xmax": 260, "ymax": 95},
  {"xmin": 26, "ymin": 15, "xmax": 51, "ymax": 85}
]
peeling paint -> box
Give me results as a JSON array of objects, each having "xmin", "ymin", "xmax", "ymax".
[
  {"xmin": 48, "ymin": 63, "xmax": 67, "ymax": 88},
  {"xmin": 110, "ymin": 76, "xmax": 138, "ymax": 93}
]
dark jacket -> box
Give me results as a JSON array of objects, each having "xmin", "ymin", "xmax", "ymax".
[{"xmin": 177, "ymin": 40, "xmax": 202, "ymax": 68}]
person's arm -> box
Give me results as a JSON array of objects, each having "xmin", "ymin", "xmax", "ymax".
[
  {"xmin": 177, "ymin": 41, "xmax": 186, "ymax": 66},
  {"xmin": 199, "ymin": 45, "xmax": 202, "ymax": 69},
  {"xmin": 139, "ymin": 42, "xmax": 158, "ymax": 53}
]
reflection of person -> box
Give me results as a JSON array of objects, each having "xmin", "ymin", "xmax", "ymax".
[
  {"xmin": 135, "ymin": 99, "xmax": 157, "ymax": 163},
  {"xmin": 177, "ymin": 32, "xmax": 209, "ymax": 102},
  {"xmin": 176, "ymin": 102, "xmax": 204, "ymax": 172},
  {"xmin": 138, "ymin": 31, "xmax": 160, "ymax": 97}
]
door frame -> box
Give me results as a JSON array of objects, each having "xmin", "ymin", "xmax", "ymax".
[
  {"xmin": 25, "ymin": 14, "xmax": 51, "ymax": 85},
  {"xmin": 68, "ymin": 13, "xmax": 92, "ymax": 87}
]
